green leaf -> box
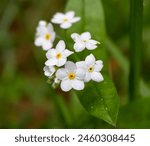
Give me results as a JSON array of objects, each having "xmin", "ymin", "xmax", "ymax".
[
  {"xmin": 65, "ymin": 0, "xmax": 119, "ymax": 126},
  {"xmin": 76, "ymin": 75, "xmax": 119, "ymax": 126}
]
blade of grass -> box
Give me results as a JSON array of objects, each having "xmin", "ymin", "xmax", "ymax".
[{"xmin": 129, "ymin": 0, "xmax": 143, "ymax": 100}]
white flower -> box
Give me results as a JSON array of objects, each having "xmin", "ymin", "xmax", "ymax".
[
  {"xmin": 35, "ymin": 20, "xmax": 56, "ymax": 50},
  {"xmin": 76, "ymin": 54, "xmax": 103, "ymax": 82},
  {"xmin": 71, "ymin": 32, "xmax": 100, "ymax": 52},
  {"xmin": 51, "ymin": 11, "xmax": 80, "ymax": 29},
  {"xmin": 52, "ymin": 78, "xmax": 60, "ymax": 88},
  {"xmin": 54, "ymin": 78, "xmax": 60, "ymax": 84},
  {"xmin": 45, "ymin": 40, "xmax": 74, "ymax": 67},
  {"xmin": 56, "ymin": 61, "xmax": 85, "ymax": 92},
  {"xmin": 43, "ymin": 65, "xmax": 55, "ymax": 78}
]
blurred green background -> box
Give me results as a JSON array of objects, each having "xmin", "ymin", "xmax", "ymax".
[{"xmin": 0, "ymin": 0, "xmax": 150, "ymax": 128}]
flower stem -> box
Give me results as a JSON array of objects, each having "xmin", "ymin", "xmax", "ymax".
[
  {"xmin": 129, "ymin": 0, "xmax": 143, "ymax": 100},
  {"xmin": 52, "ymin": 93, "xmax": 72, "ymax": 127}
]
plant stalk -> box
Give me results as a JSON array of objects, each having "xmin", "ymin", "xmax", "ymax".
[
  {"xmin": 129, "ymin": 0, "xmax": 143, "ymax": 100},
  {"xmin": 52, "ymin": 93, "xmax": 72, "ymax": 128}
]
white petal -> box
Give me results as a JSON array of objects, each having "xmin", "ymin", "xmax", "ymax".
[
  {"xmin": 61, "ymin": 79, "xmax": 72, "ymax": 92},
  {"xmin": 43, "ymin": 66, "xmax": 55, "ymax": 72},
  {"xmin": 81, "ymin": 32, "xmax": 91, "ymax": 40},
  {"xmin": 46, "ymin": 49, "xmax": 56, "ymax": 59},
  {"xmin": 51, "ymin": 13, "xmax": 65, "ymax": 24},
  {"xmin": 43, "ymin": 66, "xmax": 51, "ymax": 77},
  {"xmin": 36, "ymin": 26, "xmax": 47, "ymax": 36},
  {"xmin": 91, "ymin": 72, "xmax": 104, "ymax": 82},
  {"xmin": 39, "ymin": 20, "xmax": 47, "ymax": 26},
  {"xmin": 54, "ymin": 78, "xmax": 60, "ymax": 84},
  {"xmin": 94, "ymin": 60, "xmax": 103, "ymax": 71},
  {"xmin": 43, "ymin": 66, "xmax": 55, "ymax": 77},
  {"xmin": 56, "ymin": 58, "xmax": 67, "ymax": 67},
  {"xmin": 96, "ymin": 60, "xmax": 103, "ymax": 65},
  {"xmin": 84, "ymin": 72, "xmax": 91, "ymax": 82},
  {"xmin": 53, "ymin": 13, "xmax": 65, "ymax": 19},
  {"xmin": 45, "ymin": 59, "xmax": 57, "ymax": 66},
  {"xmin": 76, "ymin": 61, "xmax": 86, "ymax": 69},
  {"xmin": 42, "ymin": 41, "xmax": 52, "ymax": 50},
  {"xmin": 76, "ymin": 68, "xmax": 86, "ymax": 80},
  {"xmin": 71, "ymin": 33, "xmax": 81, "ymax": 42},
  {"xmin": 71, "ymin": 79, "xmax": 84, "ymax": 90},
  {"xmin": 74, "ymin": 42, "xmax": 85, "ymax": 52},
  {"xmin": 56, "ymin": 40, "xmax": 65, "ymax": 52},
  {"xmin": 66, "ymin": 11, "xmax": 75, "ymax": 19},
  {"xmin": 70, "ymin": 17, "xmax": 80, "ymax": 23},
  {"xmin": 50, "ymin": 31, "xmax": 56, "ymax": 42},
  {"xmin": 43, "ymin": 66, "xmax": 49, "ymax": 72},
  {"xmin": 47, "ymin": 23, "xmax": 54, "ymax": 32},
  {"xmin": 34, "ymin": 37, "xmax": 44, "ymax": 46},
  {"xmin": 85, "ymin": 54, "xmax": 96, "ymax": 66},
  {"xmin": 65, "ymin": 61, "xmax": 76, "ymax": 72},
  {"xmin": 60, "ymin": 22, "xmax": 72, "ymax": 29},
  {"xmin": 44, "ymin": 71, "xmax": 51, "ymax": 77},
  {"xmin": 51, "ymin": 18, "xmax": 62, "ymax": 24},
  {"xmin": 63, "ymin": 49, "xmax": 74, "ymax": 57},
  {"xmin": 56, "ymin": 69, "xmax": 67, "ymax": 80},
  {"xmin": 86, "ymin": 43, "xmax": 97, "ymax": 50},
  {"xmin": 49, "ymin": 66, "xmax": 55, "ymax": 73},
  {"xmin": 46, "ymin": 23, "xmax": 56, "ymax": 43},
  {"xmin": 89, "ymin": 39, "xmax": 100, "ymax": 45}
]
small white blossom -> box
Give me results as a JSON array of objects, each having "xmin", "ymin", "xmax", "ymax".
[
  {"xmin": 35, "ymin": 20, "xmax": 56, "ymax": 50},
  {"xmin": 54, "ymin": 78, "xmax": 60, "ymax": 84},
  {"xmin": 76, "ymin": 54, "xmax": 103, "ymax": 82},
  {"xmin": 56, "ymin": 61, "xmax": 85, "ymax": 92},
  {"xmin": 51, "ymin": 11, "xmax": 80, "ymax": 29},
  {"xmin": 52, "ymin": 78, "xmax": 60, "ymax": 88},
  {"xmin": 71, "ymin": 32, "xmax": 100, "ymax": 52},
  {"xmin": 43, "ymin": 65, "xmax": 55, "ymax": 78},
  {"xmin": 45, "ymin": 40, "xmax": 74, "ymax": 67}
]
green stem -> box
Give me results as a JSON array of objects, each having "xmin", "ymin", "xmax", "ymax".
[
  {"xmin": 52, "ymin": 93, "xmax": 72, "ymax": 128},
  {"xmin": 129, "ymin": 0, "xmax": 143, "ymax": 100}
]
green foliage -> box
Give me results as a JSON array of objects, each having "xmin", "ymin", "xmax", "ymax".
[
  {"xmin": 118, "ymin": 98, "xmax": 150, "ymax": 128},
  {"xmin": 76, "ymin": 76, "xmax": 119, "ymax": 126},
  {"xmin": 129, "ymin": 0, "xmax": 143, "ymax": 100},
  {"xmin": 65, "ymin": 0, "xmax": 119, "ymax": 126}
]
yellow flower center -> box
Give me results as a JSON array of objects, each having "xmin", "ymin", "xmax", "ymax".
[
  {"xmin": 44, "ymin": 33, "xmax": 51, "ymax": 40},
  {"xmin": 68, "ymin": 72, "xmax": 76, "ymax": 80},
  {"xmin": 63, "ymin": 18, "xmax": 69, "ymax": 22},
  {"xmin": 56, "ymin": 53, "xmax": 62, "ymax": 59},
  {"xmin": 88, "ymin": 66, "xmax": 94, "ymax": 73},
  {"xmin": 83, "ymin": 40, "xmax": 87, "ymax": 43}
]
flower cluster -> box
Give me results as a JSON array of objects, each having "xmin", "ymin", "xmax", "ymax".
[{"xmin": 34, "ymin": 11, "xmax": 104, "ymax": 92}]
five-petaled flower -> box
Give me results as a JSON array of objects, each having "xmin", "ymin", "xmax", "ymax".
[
  {"xmin": 43, "ymin": 65, "xmax": 56, "ymax": 78},
  {"xmin": 45, "ymin": 40, "xmax": 74, "ymax": 67},
  {"xmin": 35, "ymin": 20, "xmax": 56, "ymax": 50},
  {"xmin": 71, "ymin": 32, "xmax": 100, "ymax": 52},
  {"xmin": 76, "ymin": 54, "xmax": 103, "ymax": 82},
  {"xmin": 56, "ymin": 61, "xmax": 85, "ymax": 92},
  {"xmin": 51, "ymin": 11, "xmax": 80, "ymax": 29}
]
